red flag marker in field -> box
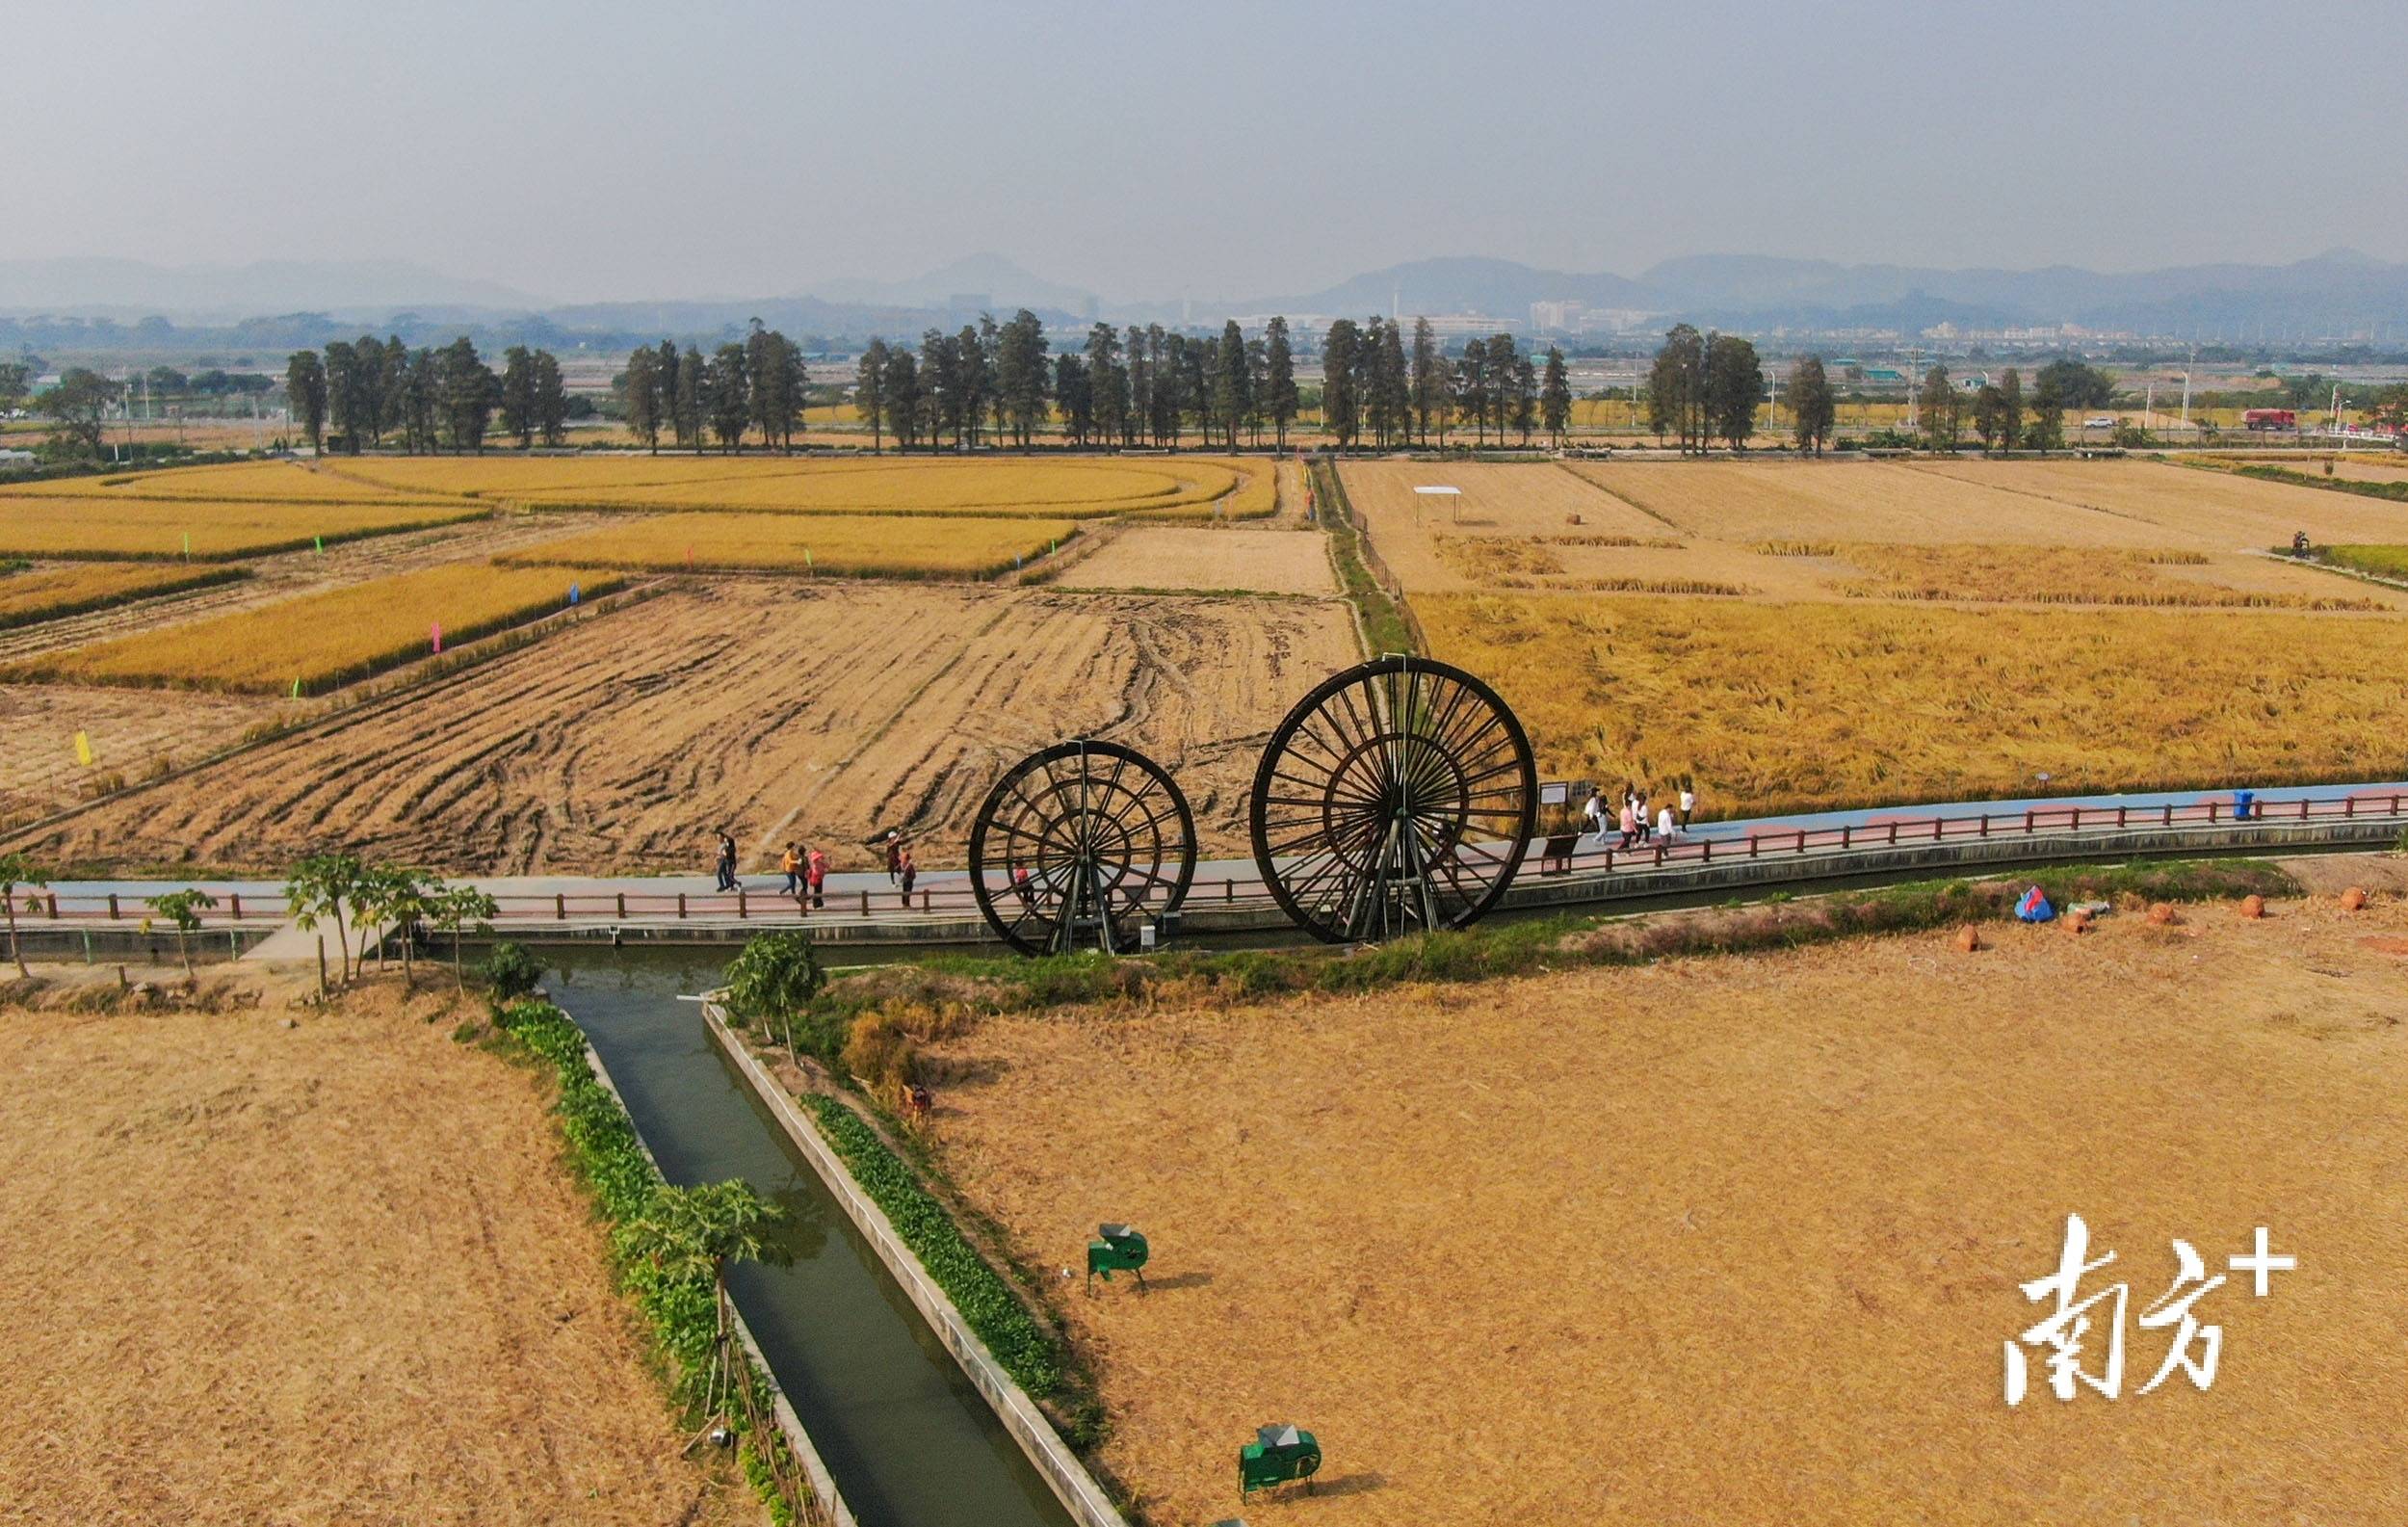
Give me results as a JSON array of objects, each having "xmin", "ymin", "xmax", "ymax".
[{"xmin": 432, "ymin": 621, "xmax": 443, "ymax": 654}]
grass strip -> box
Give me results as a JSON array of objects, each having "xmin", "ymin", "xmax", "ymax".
[
  {"xmin": 798, "ymin": 1092, "xmax": 1065, "ymax": 1401},
  {"xmin": 2233, "ymin": 462, "xmax": 2408, "ymax": 502},
  {"xmin": 490, "ymin": 998, "xmax": 813, "ymax": 1526},
  {"xmin": 1314, "ymin": 458, "xmax": 1417, "ymax": 653}
]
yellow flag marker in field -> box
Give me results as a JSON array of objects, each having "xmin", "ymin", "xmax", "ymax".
[{"xmin": 73, "ymin": 730, "xmax": 93, "ymax": 767}]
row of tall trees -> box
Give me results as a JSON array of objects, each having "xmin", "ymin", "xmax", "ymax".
[
  {"xmin": 851, "ymin": 312, "xmax": 1306, "ymax": 453},
  {"xmin": 1322, "ymin": 318, "xmax": 1572, "ymax": 449},
  {"xmin": 284, "ymin": 336, "xmax": 545, "ymax": 455},
  {"xmin": 619, "ymin": 321, "xmax": 808, "ymax": 453}
]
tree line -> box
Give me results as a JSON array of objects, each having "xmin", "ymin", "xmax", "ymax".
[
  {"xmin": 618, "ymin": 322, "xmax": 809, "ymax": 453},
  {"xmin": 850, "ymin": 310, "xmax": 1303, "ymax": 453},
  {"xmin": 284, "ymin": 335, "xmax": 576, "ymax": 455},
  {"xmin": 1321, "ymin": 318, "xmax": 1573, "ymax": 449}
]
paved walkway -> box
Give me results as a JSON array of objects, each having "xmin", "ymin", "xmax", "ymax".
[{"xmin": 24, "ymin": 777, "xmax": 2397, "ymax": 961}]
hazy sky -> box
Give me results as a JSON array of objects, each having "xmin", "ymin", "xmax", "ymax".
[{"xmin": 14, "ymin": 0, "xmax": 2406, "ymax": 303}]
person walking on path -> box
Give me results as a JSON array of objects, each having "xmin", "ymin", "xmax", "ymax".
[
  {"xmin": 780, "ymin": 842, "xmax": 802, "ymax": 898},
  {"xmin": 1656, "ymin": 801, "xmax": 1678, "ymax": 844},
  {"xmin": 1635, "ymin": 791, "xmax": 1654, "ymax": 844},
  {"xmin": 714, "ymin": 829, "xmax": 738, "ymax": 892},
  {"xmin": 898, "ymin": 846, "xmax": 917, "ymax": 907},
  {"xmin": 885, "ymin": 836, "xmax": 903, "ymax": 884},
  {"xmin": 1583, "ymin": 788, "xmax": 1610, "ymax": 846},
  {"xmin": 1617, "ymin": 798, "xmax": 1638, "ymax": 850},
  {"xmin": 806, "ymin": 845, "xmax": 828, "ymax": 909},
  {"xmin": 1679, "ymin": 782, "xmax": 1697, "ymax": 830}
]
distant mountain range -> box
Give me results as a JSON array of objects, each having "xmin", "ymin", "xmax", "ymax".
[
  {"xmin": 1250, "ymin": 249, "xmax": 2408, "ymax": 337},
  {"xmin": 5, "ymin": 248, "xmax": 2403, "ymax": 346}
]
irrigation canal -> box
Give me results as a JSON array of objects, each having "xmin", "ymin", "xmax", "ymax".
[{"xmin": 546, "ymin": 947, "xmax": 1075, "ymax": 1527}]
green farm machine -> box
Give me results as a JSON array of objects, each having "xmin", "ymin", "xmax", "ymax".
[
  {"xmin": 1239, "ymin": 1423, "xmax": 1322, "ymax": 1498},
  {"xmin": 1086, "ymin": 1223, "xmax": 1149, "ymax": 1290}
]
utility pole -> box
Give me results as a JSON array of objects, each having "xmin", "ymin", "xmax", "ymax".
[{"xmin": 2179, "ymin": 344, "xmax": 2193, "ymax": 433}]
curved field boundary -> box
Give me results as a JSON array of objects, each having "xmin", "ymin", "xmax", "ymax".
[{"xmin": 0, "ymin": 502, "xmax": 492, "ymax": 562}]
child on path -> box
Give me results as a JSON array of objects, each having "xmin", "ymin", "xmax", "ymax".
[{"xmin": 806, "ymin": 845, "xmax": 828, "ymax": 909}]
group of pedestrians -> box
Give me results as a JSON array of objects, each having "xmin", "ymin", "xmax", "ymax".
[
  {"xmin": 1583, "ymin": 781, "xmax": 1698, "ymax": 851},
  {"xmin": 713, "ymin": 829, "xmax": 916, "ymax": 910}
]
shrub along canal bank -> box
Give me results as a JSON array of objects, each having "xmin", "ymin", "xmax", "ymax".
[{"xmin": 543, "ymin": 949, "xmax": 1074, "ymax": 1527}]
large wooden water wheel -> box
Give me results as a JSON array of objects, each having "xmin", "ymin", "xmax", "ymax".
[
  {"xmin": 1248, "ymin": 655, "xmax": 1536, "ymax": 943},
  {"xmin": 967, "ymin": 740, "xmax": 1197, "ymax": 956}
]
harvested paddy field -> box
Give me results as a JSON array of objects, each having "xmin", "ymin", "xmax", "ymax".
[
  {"xmin": 921, "ymin": 886, "xmax": 2408, "ymax": 1526},
  {"xmin": 0, "ymin": 683, "xmax": 290, "ymax": 829},
  {"xmin": 1052, "ymin": 522, "xmax": 1338, "ymax": 595},
  {"xmin": 14, "ymin": 580, "xmax": 1360, "ymax": 874},
  {"xmin": 1908, "ymin": 459, "xmax": 2408, "ymax": 547},
  {"xmin": 1568, "ymin": 458, "xmax": 2165, "ymax": 546},
  {"xmin": 1420, "ymin": 592, "xmax": 2408, "ymax": 817},
  {"xmin": 0, "ymin": 985, "xmax": 752, "ymax": 1526}
]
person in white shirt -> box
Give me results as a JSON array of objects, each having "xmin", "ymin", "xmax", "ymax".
[
  {"xmin": 1656, "ymin": 803, "xmax": 1678, "ymax": 843},
  {"xmin": 1583, "ymin": 789, "xmax": 1610, "ymax": 844},
  {"xmin": 1679, "ymin": 784, "xmax": 1697, "ymax": 829}
]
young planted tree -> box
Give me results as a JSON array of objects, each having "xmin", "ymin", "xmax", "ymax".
[
  {"xmin": 370, "ymin": 868, "xmax": 443, "ymax": 987},
  {"xmin": 286, "ymin": 852, "xmax": 366, "ymax": 985},
  {"xmin": 0, "ymin": 852, "xmax": 47, "ymax": 979},
  {"xmin": 619, "ymin": 1179, "xmax": 793, "ymax": 1424},
  {"xmin": 429, "ymin": 884, "xmax": 500, "ymax": 992},
  {"xmin": 722, "ymin": 930, "xmax": 825, "ymax": 1063},
  {"xmin": 146, "ymin": 888, "xmax": 218, "ymax": 983}
]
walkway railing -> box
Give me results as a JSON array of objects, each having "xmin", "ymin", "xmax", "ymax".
[{"xmin": 30, "ymin": 786, "xmax": 2407, "ymax": 935}]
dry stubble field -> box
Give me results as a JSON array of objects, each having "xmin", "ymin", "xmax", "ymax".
[
  {"xmin": 1341, "ymin": 458, "xmax": 2408, "ymax": 814},
  {"xmin": 921, "ymin": 881, "xmax": 2408, "ymax": 1527},
  {"xmin": 0, "ymin": 985, "xmax": 752, "ymax": 1526},
  {"xmin": 15, "ymin": 580, "xmax": 1359, "ymax": 874}
]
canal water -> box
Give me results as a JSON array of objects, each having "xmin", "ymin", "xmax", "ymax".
[{"xmin": 544, "ymin": 948, "xmax": 1073, "ymax": 1527}]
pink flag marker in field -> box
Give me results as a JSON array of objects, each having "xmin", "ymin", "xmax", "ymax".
[{"xmin": 432, "ymin": 621, "xmax": 443, "ymax": 654}]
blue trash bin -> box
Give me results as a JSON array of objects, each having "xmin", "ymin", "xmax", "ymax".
[{"xmin": 2234, "ymin": 790, "xmax": 2256, "ymax": 821}]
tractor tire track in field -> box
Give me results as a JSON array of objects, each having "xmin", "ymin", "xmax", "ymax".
[{"xmin": 14, "ymin": 581, "xmax": 1360, "ymax": 875}]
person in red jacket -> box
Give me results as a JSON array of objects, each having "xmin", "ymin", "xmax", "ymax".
[{"xmin": 805, "ymin": 845, "xmax": 828, "ymax": 909}]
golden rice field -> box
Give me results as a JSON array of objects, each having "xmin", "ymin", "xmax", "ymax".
[
  {"xmin": 0, "ymin": 461, "xmax": 444, "ymax": 504},
  {"xmin": 0, "ymin": 564, "xmax": 249, "ymax": 630},
  {"xmin": 492, "ymin": 511, "xmax": 1079, "ymax": 578},
  {"xmin": 508, "ymin": 457, "xmax": 1252, "ymax": 517},
  {"xmin": 1420, "ymin": 592, "xmax": 2408, "ymax": 816},
  {"xmin": 0, "ymin": 500, "xmax": 488, "ymax": 561},
  {"xmin": 1834, "ymin": 543, "xmax": 2383, "ymax": 610},
  {"xmin": 4, "ymin": 562, "xmax": 627, "ymax": 695}
]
